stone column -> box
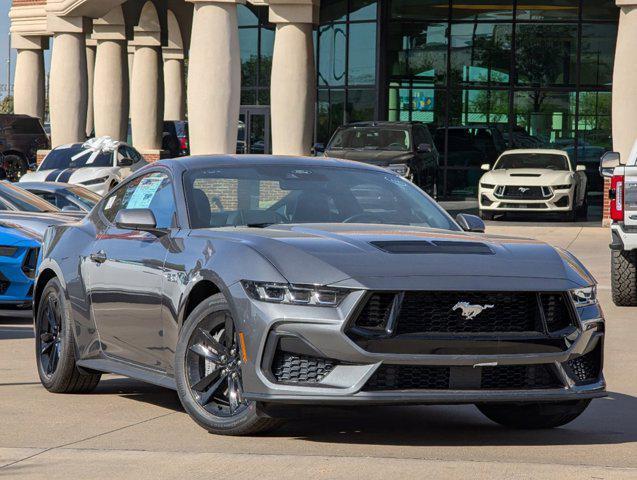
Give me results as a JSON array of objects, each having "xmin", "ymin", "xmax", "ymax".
[
  {"xmin": 269, "ymin": 1, "xmax": 318, "ymax": 155},
  {"xmin": 128, "ymin": 45, "xmax": 135, "ymax": 119},
  {"xmin": 187, "ymin": 0, "xmax": 243, "ymax": 154},
  {"xmin": 48, "ymin": 16, "xmax": 90, "ymax": 147},
  {"xmin": 130, "ymin": 4, "xmax": 164, "ymax": 153},
  {"xmin": 85, "ymin": 40, "xmax": 96, "ymax": 137},
  {"xmin": 93, "ymin": 8, "xmax": 129, "ymax": 141},
  {"xmin": 164, "ymin": 56, "xmax": 186, "ymax": 121},
  {"xmin": 12, "ymin": 35, "xmax": 48, "ymax": 121}
]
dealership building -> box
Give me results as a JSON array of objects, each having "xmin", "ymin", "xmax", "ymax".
[{"xmin": 8, "ymin": 0, "xmax": 624, "ymax": 201}]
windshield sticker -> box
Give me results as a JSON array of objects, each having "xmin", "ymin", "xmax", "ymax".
[{"xmin": 126, "ymin": 177, "xmax": 163, "ymax": 209}]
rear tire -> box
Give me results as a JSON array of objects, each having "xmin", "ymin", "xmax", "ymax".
[
  {"xmin": 476, "ymin": 400, "xmax": 591, "ymax": 429},
  {"xmin": 175, "ymin": 293, "xmax": 283, "ymax": 436},
  {"xmin": 3, "ymin": 154, "xmax": 27, "ymax": 182},
  {"xmin": 611, "ymin": 249, "xmax": 637, "ymax": 306},
  {"xmin": 35, "ymin": 277, "xmax": 101, "ymax": 393}
]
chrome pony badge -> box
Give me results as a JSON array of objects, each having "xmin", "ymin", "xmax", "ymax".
[
  {"xmin": 452, "ymin": 302, "xmax": 494, "ymax": 320},
  {"xmin": 518, "ymin": 187, "xmax": 530, "ymax": 193}
]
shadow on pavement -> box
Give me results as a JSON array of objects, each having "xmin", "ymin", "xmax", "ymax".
[{"xmin": 0, "ymin": 324, "xmax": 34, "ymax": 340}]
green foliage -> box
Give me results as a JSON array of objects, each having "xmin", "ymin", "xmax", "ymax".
[{"xmin": 0, "ymin": 95, "xmax": 13, "ymax": 114}]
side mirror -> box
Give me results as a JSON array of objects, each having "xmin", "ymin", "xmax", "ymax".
[
  {"xmin": 481, "ymin": 163, "xmax": 491, "ymax": 171},
  {"xmin": 576, "ymin": 164, "xmax": 587, "ymax": 172},
  {"xmin": 115, "ymin": 208, "xmax": 158, "ymax": 231},
  {"xmin": 600, "ymin": 151, "xmax": 620, "ymax": 178},
  {"xmin": 118, "ymin": 157, "xmax": 134, "ymax": 167},
  {"xmin": 312, "ymin": 143, "xmax": 325, "ymax": 155},
  {"xmin": 456, "ymin": 213, "xmax": 486, "ymax": 233},
  {"xmin": 417, "ymin": 143, "xmax": 433, "ymax": 154}
]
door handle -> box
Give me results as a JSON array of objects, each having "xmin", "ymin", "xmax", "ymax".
[{"xmin": 90, "ymin": 251, "xmax": 107, "ymax": 264}]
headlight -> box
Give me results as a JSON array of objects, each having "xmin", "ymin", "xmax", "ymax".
[
  {"xmin": 570, "ymin": 286, "xmax": 597, "ymax": 307},
  {"xmin": 480, "ymin": 183, "xmax": 495, "ymax": 189},
  {"xmin": 0, "ymin": 246, "xmax": 18, "ymax": 257},
  {"xmin": 554, "ymin": 184, "xmax": 572, "ymax": 190},
  {"xmin": 80, "ymin": 176, "xmax": 109, "ymax": 186},
  {"xmin": 387, "ymin": 164, "xmax": 410, "ymax": 177},
  {"xmin": 241, "ymin": 281, "xmax": 351, "ymax": 307}
]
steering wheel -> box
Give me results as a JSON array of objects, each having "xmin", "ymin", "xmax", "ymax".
[{"xmin": 343, "ymin": 212, "xmax": 385, "ymax": 224}]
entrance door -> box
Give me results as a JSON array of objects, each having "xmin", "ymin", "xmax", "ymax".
[{"xmin": 239, "ymin": 106, "xmax": 271, "ymax": 154}]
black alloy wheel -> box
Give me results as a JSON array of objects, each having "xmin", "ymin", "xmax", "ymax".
[
  {"xmin": 185, "ymin": 311, "xmax": 248, "ymax": 417},
  {"xmin": 37, "ymin": 292, "xmax": 62, "ymax": 378}
]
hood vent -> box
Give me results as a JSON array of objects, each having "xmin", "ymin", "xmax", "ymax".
[
  {"xmin": 371, "ymin": 240, "xmax": 493, "ymax": 255},
  {"xmin": 509, "ymin": 173, "xmax": 542, "ymax": 177}
]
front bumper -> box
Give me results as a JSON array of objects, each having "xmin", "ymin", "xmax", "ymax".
[
  {"xmin": 610, "ymin": 223, "xmax": 637, "ymax": 251},
  {"xmin": 0, "ymin": 247, "xmax": 36, "ymax": 307},
  {"xmin": 479, "ymin": 186, "xmax": 574, "ymax": 212},
  {"xmin": 231, "ymin": 284, "xmax": 606, "ymax": 405}
]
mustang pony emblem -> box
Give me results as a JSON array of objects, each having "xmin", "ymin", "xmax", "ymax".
[
  {"xmin": 518, "ymin": 187, "xmax": 530, "ymax": 193},
  {"xmin": 452, "ymin": 302, "xmax": 495, "ymax": 320}
]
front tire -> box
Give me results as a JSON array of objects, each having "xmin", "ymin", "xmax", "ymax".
[
  {"xmin": 476, "ymin": 400, "xmax": 591, "ymax": 429},
  {"xmin": 611, "ymin": 250, "xmax": 637, "ymax": 306},
  {"xmin": 174, "ymin": 293, "xmax": 283, "ymax": 436},
  {"xmin": 35, "ymin": 277, "xmax": 101, "ymax": 393}
]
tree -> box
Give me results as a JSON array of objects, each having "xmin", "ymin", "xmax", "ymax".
[{"xmin": 0, "ymin": 95, "xmax": 14, "ymax": 114}]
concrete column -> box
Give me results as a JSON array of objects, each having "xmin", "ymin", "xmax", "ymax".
[
  {"xmin": 12, "ymin": 35, "xmax": 48, "ymax": 120},
  {"xmin": 93, "ymin": 7, "xmax": 129, "ymax": 141},
  {"xmin": 130, "ymin": 2, "xmax": 164, "ymax": 152},
  {"xmin": 85, "ymin": 41, "xmax": 96, "ymax": 137},
  {"xmin": 128, "ymin": 45, "xmax": 135, "ymax": 120},
  {"xmin": 163, "ymin": 10, "xmax": 186, "ymax": 121},
  {"xmin": 187, "ymin": 0, "xmax": 243, "ymax": 154},
  {"xmin": 269, "ymin": 2, "xmax": 318, "ymax": 155},
  {"xmin": 48, "ymin": 16, "xmax": 90, "ymax": 147}
]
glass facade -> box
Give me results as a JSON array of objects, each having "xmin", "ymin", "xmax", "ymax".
[{"xmin": 237, "ymin": 1, "xmax": 618, "ymax": 198}]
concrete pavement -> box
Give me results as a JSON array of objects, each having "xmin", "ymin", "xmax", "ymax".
[{"xmin": 0, "ymin": 225, "xmax": 635, "ymax": 479}]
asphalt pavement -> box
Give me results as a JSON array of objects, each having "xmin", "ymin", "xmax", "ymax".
[{"xmin": 0, "ymin": 224, "xmax": 635, "ymax": 479}]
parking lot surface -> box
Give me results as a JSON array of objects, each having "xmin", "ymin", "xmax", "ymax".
[{"xmin": 1, "ymin": 224, "xmax": 635, "ymax": 479}]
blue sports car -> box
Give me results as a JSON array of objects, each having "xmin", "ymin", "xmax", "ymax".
[{"xmin": 0, "ymin": 223, "xmax": 40, "ymax": 309}]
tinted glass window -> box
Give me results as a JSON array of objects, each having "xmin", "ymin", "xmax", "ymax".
[
  {"xmin": 40, "ymin": 145, "xmax": 113, "ymax": 170},
  {"xmin": 495, "ymin": 153, "xmax": 570, "ymax": 171},
  {"xmin": 102, "ymin": 172, "xmax": 175, "ymax": 228},
  {"xmin": 10, "ymin": 118, "xmax": 44, "ymax": 135},
  {"xmin": 0, "ymin": 182, "xmax": 59, "ymax": 212},
  {"xmin": 329, "ymin": 126, "xmax": 411, "ymax": 150},
  {"xmin": 184, "ymin": 165, "xmax": 457, "ymax": 230}
]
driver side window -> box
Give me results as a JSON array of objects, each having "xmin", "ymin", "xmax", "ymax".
[{"xmin": 101, "ymin": 172, "xmax": 176, "ymax": 229}]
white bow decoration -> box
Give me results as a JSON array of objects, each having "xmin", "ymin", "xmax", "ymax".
[{"xmin": 72, "ymin": 136, "xmax": 121, "ymax": 165}]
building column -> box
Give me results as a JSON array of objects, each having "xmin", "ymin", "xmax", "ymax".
[
  {"xmin": 130, "ymin": 3, "xmax": 164, "ymax": 154},
  {"xmin": 163, "ymin": 10, "xmax": 186, "ymax": 121},
  {"xmin": 269, "ymin": 1, "xmax": 318, "ymax": 155},
  {"xmin": 48, "ymin": 16, "xmax": 90, "ymax": 147},
  {"xmin": 128, "ymin": 45, "xmax": 135, "ymax": 119},
  {"xmin": 187, "ymin": 0, "xmax": 243, "ymax": 154},
  {"xmin": 12, "ymin": 35, "xmax": 47, "ymax": 121},
  {"xmin": 93, "ymin": 8, "xmax": 129, "ymax": 141},
  {"xmin": 85, "ymin": 40, "xmax": 96, "ymax": 137}
]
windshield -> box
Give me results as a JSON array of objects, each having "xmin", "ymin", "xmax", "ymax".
[
  {"xmin": 67, "ymin": 186, "xmax": 101, "ymax": 210},
  {"xmin": 40, "ymin": 145, "xmax": 114, "ymax": 170},
  {"xmin": 329, "ymin": 127, "xmax": 411, "ymax": 151},
  {"xmin": 494, "ymin": 153, "xmax": 570, "ymax": 171},
  {"xmin": 0, "ymin": 181, "xmax": 59, "ymax": 212},
  {"xmin": 184, "ymin": 165, "xmax": 457, "ymax": 230}
]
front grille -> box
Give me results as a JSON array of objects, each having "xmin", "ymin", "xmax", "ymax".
[
  {"xmin": 271, "ymin": 351, "xmax": 336, "ymax": 384},
  {"xmin": 0, "ymin": 271, "xmax": 8, "ymax": 295},
  {"xmin": 363, "ymin": 364, "xmax": 562, "ymax": 391},
  {"xmin": 500, "ymin": 203, "xmax": 548, "ymax": 209},
  {"xmin": 499, "ymin": 186, "xmax": 547, "ymax": 200},
  {"xmin": 395, "ymin": 292, "xmax": 543, "ymax": 334},
  {"xmin": 353, "ymin": 292, "xmax": 574, "ymax": 335},
  {"xmin": 566, "ymin": 344, "xmax": 602, "ymax": 385}
]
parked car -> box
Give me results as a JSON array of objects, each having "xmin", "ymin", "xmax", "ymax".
[
  {"xmin": 479, "ymin": 149, "xmax": 588, "ymax": 221},
  {"xmin": 0, "ymin": 114, "xmax": 50, "ymax": 182},
  {"xmin": 0, "ymin": 180, "xmax": 79, "ymax": 216},
  {"xmin": 20, "ymin": 137, "xmax": 147, "ymax": 196},
  {"xmin": 0, "ymin": 223, "xmax": 40, "ymax": 310},
  {"xmin": 163, "ymin": 121, "xmax": 189, "ymax": 158},
  {"xmin": 322, "ymin": 121, "xmax": 439, "ymax": 197},
  {"xmin": 600, "ymin": 148, "xmax": 637, "ymax": 306},
  {"xmin": 19, "ymin": 182, "xmax": 101, "ymax": 213},
  {"xmin": 563, "ymin": 145, "xmax": 607, "ymax": 193},
  {"xmin": 34, "ymin": 155, "xmax": 604, "ymax": 435}
]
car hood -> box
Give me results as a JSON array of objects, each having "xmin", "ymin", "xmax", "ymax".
[
  {"xmin": 0, "ymin": 212, "xmax": 76, "ymax": 240},
  {"xmin": 21, "ymin": 166, "xmax": 118, "ymax": 185},
  {"xmin": 482, "ymin": 169, "xmax": 573, "ymax": 186},
  {"xmin": 324, "ymin": 150, "xmax": 414, "ymax": 166},
  {"xmin": 202, "ymin": 224, "xmax": 594, "ymax": 291}
]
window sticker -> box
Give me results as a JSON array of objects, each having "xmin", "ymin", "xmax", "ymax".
[{"xmin": 126, "ymin": 177, "xmax": 164, "ymax": 209}]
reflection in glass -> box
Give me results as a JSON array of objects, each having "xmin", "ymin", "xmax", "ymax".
[
  {"xmin": 237, "ymin": 5, "xmax": 259, "ymax": 26},
  {"xmin": 319, "ymin": 24, "xmax": 347, "ymax": 86},
  {"xmin": 320, "ymin": 0, "xmax": 348, "ymax": 23},
  {"xmin": 516, "ymin": 0, "xmax": 579, "ymax": 21},
  {"xmin": 580, "ymin": 24, "xmax": 616, "ymax": 87},
  {"xmin": 347, "ymin": 89, "xmax": 376, "ymax": 122},
  {"xmin": 388, "ymin": 83, "xmax": 446, "ymax": 126},
  {"xmin": 350, "ymin": 0, "xmax": 377, "ymax": 21},
  {"xmin": 260, "ymin": 27, "xmax": 274, "ymax": 86},
  {"xmin": 452, "ymin": 0, "xmax": 513, "ymax": 21},
  {"xmin": 515, "ymin": 24, "xmax": 577, "ymax": 86},
  {"xmin": 391, "ymin": 0, "xmax": 449, "ymax": 20},
  {"xmin": 450, "ymin": 23, "xmax": 511, "ymax": 86},
  {"xmin": 317, "ymin": 89, "xmax": 346, "ymax": 143},
  {"xmin": 239, "ymin": 28, "xmax": 258, "ymax": 88},
  {"xmin": 582, "ymin": 0, "xmax": 619, "ymax": 21},
  {"xmin": 348, "ymin": 23, "xmax": 377, "ymax": 85}
]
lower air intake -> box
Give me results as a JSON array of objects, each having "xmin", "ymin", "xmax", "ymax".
[{"xmin": 271, "ymin": 351, "xmax": 336, "ymax": 384}]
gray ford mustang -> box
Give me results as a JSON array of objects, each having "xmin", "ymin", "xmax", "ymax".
[{"xmin": 35, "ymin": 155, "xmax": 605, "ymax": 435}]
